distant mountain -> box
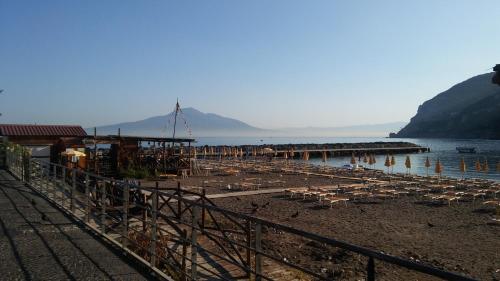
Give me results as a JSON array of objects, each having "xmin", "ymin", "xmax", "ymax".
[
  {"xmin": 393, "ymin": 73, "xmax": 500, "ymax": 139},
  {"xmin": 269, "ymin": 122, "xmax": 407, "ymax": 137},
  {"xmin": 91, "ymin": 107, "xmax": 266, "ymax": 137},
  {"xmin": 91, "ymin": 107, "xmax": 405, "ymax": 137}
]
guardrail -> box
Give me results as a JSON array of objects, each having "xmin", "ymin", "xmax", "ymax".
[{"xmin": 3, "ymin": 146, "xmax": 476, "ymax": 281}]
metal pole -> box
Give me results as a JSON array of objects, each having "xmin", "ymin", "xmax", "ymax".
[
  {"xmin": 191, "ymin": 205, "xmax": 199, "ymax": 281},
  {"xmin": 255, "ymin": 221, "xmax": 262, "ymax": 281},
  {"xmin": 150, "ymin": 183, "xmax": 158, "ymax": 267}
]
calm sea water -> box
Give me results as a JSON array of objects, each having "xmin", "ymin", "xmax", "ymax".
[{"xmin": 196, "ymin": 137, "xmax": 500, "ymax": 181}]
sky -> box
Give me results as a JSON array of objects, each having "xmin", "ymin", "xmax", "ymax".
[{"xmin": 0, "ymin": 0, "xmax": 499, "ymax": 129}]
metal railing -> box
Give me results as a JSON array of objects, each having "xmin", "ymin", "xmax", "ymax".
[{"xmin": 3, "ymin": 146, "xmax": 477, "ymax": 281}]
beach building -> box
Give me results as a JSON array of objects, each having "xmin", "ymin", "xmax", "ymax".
[{"xmin": 0, "ymin": 124, "xmax": 87, "ymax": 163}]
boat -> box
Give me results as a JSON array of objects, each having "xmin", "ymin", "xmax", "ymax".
[{"xmin": 456, "ymin": 147, "xmax": 476, "ymax": 153}]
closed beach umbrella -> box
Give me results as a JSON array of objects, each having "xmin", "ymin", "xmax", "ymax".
[
  {"xmin": 239, "ymin": 148, "xmax": 244, "ymax": 158},
  {"xmin": 371, "ymin": 154, "xmax": 377, "ymax": 167},
  {"xmin": 351, "ymin": 153, "xmax": 357, "ymax": 165},
  {"xmin": 460, "ymin": 157, "xmax": 466, "ymax": 179},
  {"xmin": 390, "ymin": 155, "xmax": 396, "ymax": 173},
  {"xmin": 425, "ymin": 157, "xmax": 431, "ymax": 177},
  {"xmin": 322, "ymin": 150, "xmax": 328, "ymax": 163},
  {"xmin": 483, "ymin": 158, "xmax": 489, "ymax": 173},
  {"xmin": 203, "ymin": 147, "xmax": 207, "ymax": 157},
  {"xmin": 290, "ymin": 148, "xmax": 295, "ymax": 158},
  {"xmin": 284, "ymin": 152, "xmax": 288, "ymax": 160},
  {"xmin": 363, "ymin": 153, "xmax": 368, "ymax": 164},
  {"xmin": 384, "ymin": 155, "xmax": 391, "ymax": 173},
  {"xmin": 475, "ymin": 159, "xmax": 482, "ymax": 172},
  {"xmin": 303, "ymin": 150, "xmax": 310, "ymax": 161},
  {"xmin": 405, "ymin": 155, "xmax": 411, "ymax": 174},
  {"xmin": 435, "ymin": 158, "xmax": 443, "ymax": 177},
  {"xmin": 368, "ymin": 154, "xmax": 374, "ymax": 167}
]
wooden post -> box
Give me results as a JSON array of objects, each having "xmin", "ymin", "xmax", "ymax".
[
  {"xmin": 122, "ymin": 182, "xmax": 129, "ymax": 249},
  {"xmin": 150, "ymin": 182, "xmax": 158, "ymax": 267},
  {"xmin": 255, "ymin": 221, "xmax": 262, "ymax": 281},
  {"xmin": 85, "ymin": 174, "xmax": 90, "ymax": 222},
  {"xmin": 71, "ymin": 169, "xmax": 76, "ymax": 213},
  {"xmin": 191, "ymin": 205, "xmax": 199, "ymax": 281}
]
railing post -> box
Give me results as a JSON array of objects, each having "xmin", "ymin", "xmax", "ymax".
[
  {"xmin": 122, "ymin": 182, "xmax": 129, "ymax": 249},
  {"xmin": 142, "ymin": 192, "xmax": 147, "ymax": 233},
  {"xmin": 150, "ymin": 183, "xmax": 158, "ymax": 267},
  {"xmin": 246, "ymin": 220, "xmax": 252, "ymax": 280},
  {"xmin": 85, "ymin": 174, "xmax": 90, "ymax": 222},
  {"xmin": 191, "ymin": 205, "xmax": 200, "ymax": 281},
  {"xmin": 177, "ymin": 181, "xmax": 182, "ymax": 219},
  {"xmin": 255, "ymin": 221, "xmax": 262, "ymax": 281},
  {"xmin": 52, "ymin": 164, "xmax": 57, "ymax": 200},
  {"xmin": 101, "ymin": 182, "xmax": 107, "ymax": 234},
  {"xmin": 181, "ymin": 229, "xmax": 188, "ymax": 281},
  {"xmin": 61, "ymin": 167, "xmax": 66, "ymax": 207},
  {"xmin": 367, "ymin": 256, "xmax": 375, "ymax": 281},
  {"xmin": 201, "ymin": 188, "xmax": 206, "ymax": 230},
  {"xmin": 25, "ymin": 157, "xmax": 31, "ymax": 184},
  {"xmin": 71, "ymin": 169, "xmax": 76, "ymax": 213}
]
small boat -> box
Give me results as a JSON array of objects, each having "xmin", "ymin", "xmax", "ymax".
[{"xmin": 456, "ymin": 147, "xmax": 476, "ymax": 153}]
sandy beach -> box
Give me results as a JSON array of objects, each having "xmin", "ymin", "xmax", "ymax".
[{"xmin": 143, "ymin": 158, "xmax": 500, "ymax": 280}]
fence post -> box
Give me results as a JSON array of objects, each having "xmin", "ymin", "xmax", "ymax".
[
  {"xmin": 191, "ymin": 205, "xmax": 200, "ymax": 281},
  {"xmin": 71, "ymin": 169, "xmax": 76, "ymax": 213},
  {"xmin": 367, "ymin": 256, "xmax": 375, "ymax": 281},
  {"xmin": 85, "ymin": 174, "xmax": 90, "ymax": 222},
  {"xmin": 255, "ymin": 221, "xmax": 262, "ymax": 281},
  {"xmin": 122, "ymin": 182, "xmax": 129, "ymax": 249},
  {"xmin": 181, "ymin": 229, "xmax": 188, "ymax": 281},
  {"xmin": 101, "ymin": 182, "xmax": 107, "ymax": 234},
  {"xmin": 150, "ymin": 183, "xmax": 158, "ymax": 267},
  {"xmin": 246, "ymin": 220, "xmax": 252, "ymax": 280}
]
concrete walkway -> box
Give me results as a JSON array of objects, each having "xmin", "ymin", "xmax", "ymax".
[{"xmin": 0, "ymin": 170, "xmax": 150, "ymax": 281}]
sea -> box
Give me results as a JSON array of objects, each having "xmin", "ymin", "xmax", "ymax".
[{"xmin": 195, "ymin": 137, "xmax": 500, "ymax": 182}]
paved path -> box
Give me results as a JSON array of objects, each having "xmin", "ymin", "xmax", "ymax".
[
  {"xmin": 205, "ymin": 188, "xmax": 290, "ymax": 199},
  {"xmin": 0, "ymin": 170, "xmax": 150, "ymax": 281}
]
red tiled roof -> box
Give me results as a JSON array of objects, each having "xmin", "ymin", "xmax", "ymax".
[{"xmin": 0, "ymin": 124, "xmax": 87, "ymax": 137}]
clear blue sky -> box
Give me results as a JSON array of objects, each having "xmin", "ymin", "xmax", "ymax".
[{"xmin": 0, "ymin": 0, "xmax": 499, "ymax": 129}]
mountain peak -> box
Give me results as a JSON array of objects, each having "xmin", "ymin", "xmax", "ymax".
[{"xmin": 394, "ymin": 72, "xmax": 500, "ymax": 139}]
